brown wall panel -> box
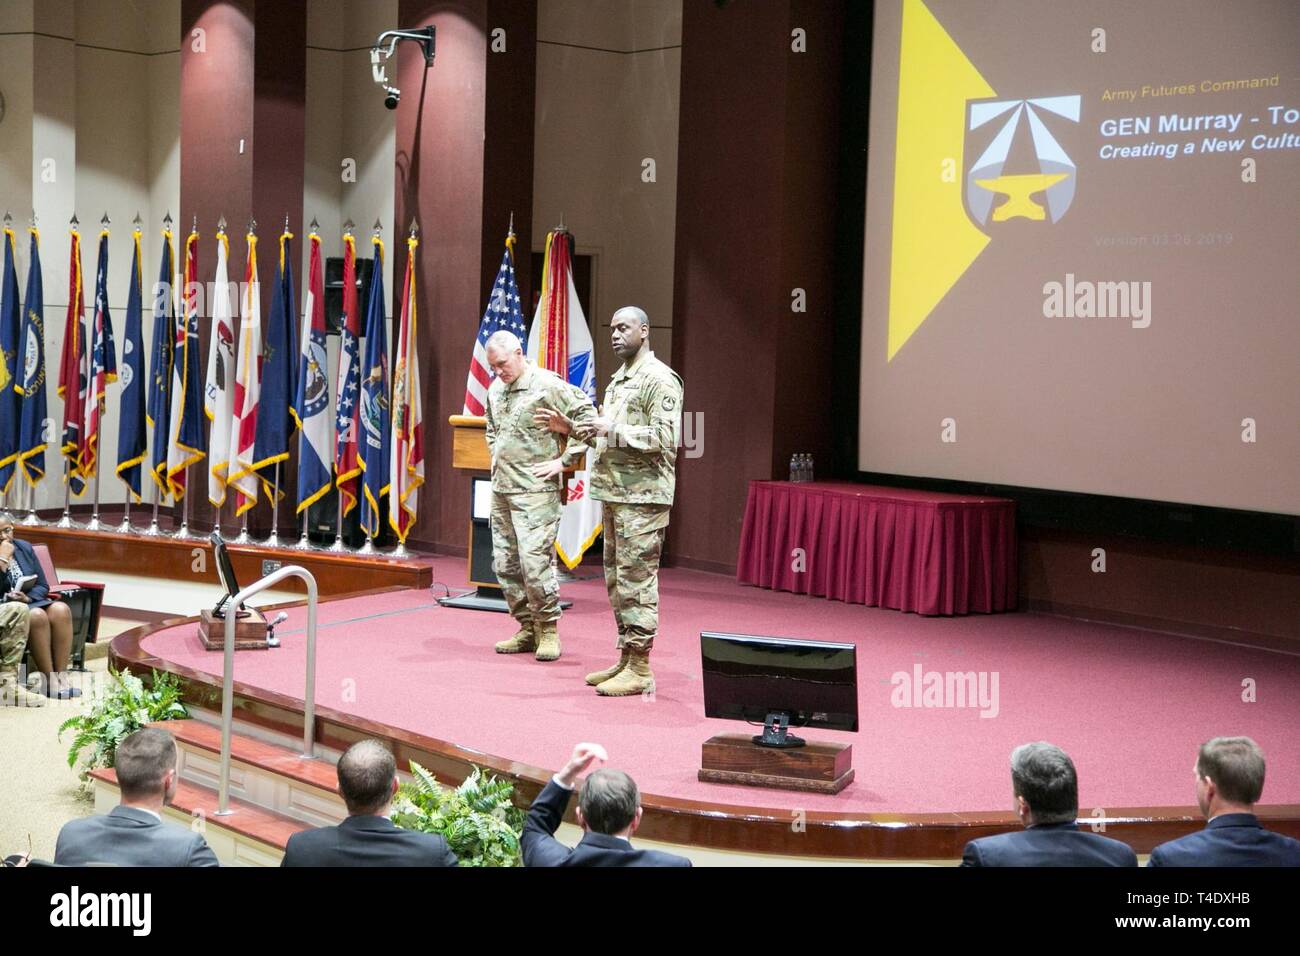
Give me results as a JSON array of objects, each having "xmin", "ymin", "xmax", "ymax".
[
  {"xmin": 669, "ymin": 0, "xmax": 845, "ymax": 572},
  {"xmin": 394, "ymin": 0, "xmax": 536, "ymax": 554}
]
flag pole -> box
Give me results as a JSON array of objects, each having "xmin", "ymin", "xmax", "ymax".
[
  {"xmin": 56, "ymin": 213, "xmax": 82, "ymax": 529},
  {"xmin": 232, "ymin": 216, "xmax": 255, "ymax": 547},
  {"xmin": 263, "ymin": 215, "xmax": 290, "ymax": 550},
  {"xmin": 143, "ymin": 477, "xmax": 163, "ymax": 534},
  {"xmin": 172, "ymin": 216, "xmax": 199, "ymax": 540},
  {"xmin": 356, "ymin": 217, "xmax": 384, "ymax": 557},
  {"xmin": 390, "ymin": 217, "xmax": 419, "ymax": 560},
  {"xmin": 87, "ymin": 455, "xmax": 102, "ymax": 530},
  {"xmin": 326, "ymin": 494, "xmax": 345, "ymax": 551},
  {"xmin": 174, "ymin": 470, "xmax": 197, "ymax": 538},
  {"xmin": 17, "ymin": 212, "xmax": 45, "ymax": 528},
  {"xmin": 86, "ymin": 211, "xmax": 112, "ymax": 532},
  {"xmin": 328, "ymin": 218, "xmax": 356, "ymax": 554},
  {"xmin": 117, "ymin": 215, "xmax": 145, "ymax": 536},
  {"xmin": 54, "ymin": 463, "xmax": 76, "ymax": 527},
  {"xmin": 292, "ymin": 508, "xmax": 313, "ymax": 550},
  {"xmin": 1, "ymin": 214, "xmax": 13, "ymax": 525},
  {"xmin": 265, "ymin": 462, "xmax": 282, "ymax": 547}
]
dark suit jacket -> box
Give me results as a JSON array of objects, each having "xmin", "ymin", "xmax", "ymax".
[
  {"xmin": 522, "ymin": 779, "xmax": 691, "ymax": 867},
  {"xmin": 961, "ymin": 822, "xmax": 1138, "ymax": 867},
  {"xmin": 9, "ymin": 539, "xmax": 51, "ymax": 609},
  {"xmin": 281, "ymin": 815, "xmax": 458, "ymax": 867},
  {"xmin": 1148, "ymin": 813, "xmax": 1300, "ymax": 867},
  {"xmin": 54, "ymin": 805, "xmax": 219, "ymax": 867}
]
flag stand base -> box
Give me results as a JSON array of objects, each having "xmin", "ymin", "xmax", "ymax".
[{"xmin": 437, "ymin": 587, "xmax": 572, "ymax": 614}]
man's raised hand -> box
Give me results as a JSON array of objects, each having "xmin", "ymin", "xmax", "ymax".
[
  {"xmin": 557, "ymin": 742, "xmax": 608, "ymax": 788},
  {"xmin": 533, "ymin": 407, "xmax": 572, "ymax": 435}
]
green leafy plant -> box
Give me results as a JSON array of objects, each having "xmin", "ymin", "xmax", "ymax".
[
  {"xmin": 57, "ymin": 668, "xmax": 189, "ymax": 781},
  {"xmin": 391, "ymin": 762, "xmax": 526, "ymax": 867}
]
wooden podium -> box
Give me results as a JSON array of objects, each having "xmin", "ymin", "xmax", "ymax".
[
  {"xmin": 444, "ymin": 415, "xmax": 510, "ymax": 612},
  {"xmin": 197, "ymin": 607, "xmax": 269, "ymax": 651},
  {"xmin": 699, "ymin": 734, "xmax": 854, "ymax": 794},
  {"xmin": 449, "ymin": 414, "xmax": 492, "ymax": 471}
]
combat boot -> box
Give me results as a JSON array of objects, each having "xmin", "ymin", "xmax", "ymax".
[
  {"xmin": 534, "ymin": 621, "xmax": 561, "ymax": 662},
  {"xmin": 585, "ymin": 647, "xmax": 629, "ymax": 686},
  {"xmin": 0, "ymin": 673, "xmax": 45, "ymax": 707},
  {"xmin": 595, "ymin": 648, "xmax": 654, "ymax": 697},
  {"xmin": 495, "ymin": 622, "xmax": 537, "ymax": 654}
]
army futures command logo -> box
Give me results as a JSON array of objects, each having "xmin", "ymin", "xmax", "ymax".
[{"xmin": 964, "ymin": 95, "xmax": 1082, "ymax": 231}]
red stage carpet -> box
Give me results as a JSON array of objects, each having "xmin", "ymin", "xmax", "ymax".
[{"xmin": 139, "ymin": 557, "xmax": 1300, "ymax": 815}]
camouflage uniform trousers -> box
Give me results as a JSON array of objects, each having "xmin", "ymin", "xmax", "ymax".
[
  {"xmin": 490, "ymin": 490, "xmax": 565, "ymax": 627},
  {"xmin": 0, "ymin": 601, "xmax": 31, "ymax": 675},
  {"xmin": 602, "ymin": 501, "xmax": 671, "ymax": 652}
]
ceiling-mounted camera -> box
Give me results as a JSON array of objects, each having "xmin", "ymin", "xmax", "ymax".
[{"xmin": 369, "ymin": 26, "xmax": 435, "ymax": 110}]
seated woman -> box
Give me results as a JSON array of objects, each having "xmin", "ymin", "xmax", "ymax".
[{"xmin": 0, "ymin": 521, "xmax": 79, "ymax": 699}]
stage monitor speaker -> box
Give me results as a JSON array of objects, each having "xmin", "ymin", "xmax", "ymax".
[{"xmin": 469, "ymin": 516, "xmax": 498, "ymax": 587}]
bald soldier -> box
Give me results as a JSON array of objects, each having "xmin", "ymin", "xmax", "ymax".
[
  {"xmin": 536, "ymin": 307, "xmax": 683, "ymax": 697},
  {"xmin": 483, "ymin": 330, "xmax": 597, "ymax": 661}
]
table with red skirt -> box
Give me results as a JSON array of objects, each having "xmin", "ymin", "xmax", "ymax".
[{"xmin": 736, "ymin": 480, "xmax": 1017, "ymax": 615}]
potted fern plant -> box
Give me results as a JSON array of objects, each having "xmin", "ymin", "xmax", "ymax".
[
  {"xmin": 58, "ymin": 668, "xmax": 188, "ymax": 784},
  {"xmin": 391, "ymin": 762, "xmax": 526, "ymax": 866}
]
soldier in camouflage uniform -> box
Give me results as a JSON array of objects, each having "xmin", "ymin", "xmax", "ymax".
[
  {"xmin": 0, "ymin": 600, "xmax": 43, "ymax": 707},
  {"xmin": 484, "ymin": 330, "xmax": 597, "ymax": 661},
  {"xmin": 536, "ymin": 306, "xmax": 683, "ymax": 697}
]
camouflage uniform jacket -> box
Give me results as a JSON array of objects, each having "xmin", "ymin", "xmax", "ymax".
[
  {"xmin": 575, "ymin": 350, "xmax": 683, "ymax": 506},
  {"xmin": 485, "ymin": 364, "xmax": 596, "ymax": 494}
]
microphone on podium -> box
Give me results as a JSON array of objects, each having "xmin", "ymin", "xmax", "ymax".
[{"xmin": 267, "ymin": 611, "xmax": 289, "ymax": 648}]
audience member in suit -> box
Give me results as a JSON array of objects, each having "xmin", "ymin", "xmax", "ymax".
[
  {"xmin": 522, "ymin": 742, "xmax": 691, "ymax": 867},
  {"xmin": 1149, "ymin": 736, "xmax": 1300, "ymax": 867},
  {"xmin": 961, "ymin": 741, "xmax": 1137, "ymax": 867},
  {"xmin": 0, "ymin": 520, "xmax": 78, "ymax": 698},
  {"xmin": 281, "ymin": 739, "xmax": 457, "ymax": 867},
  {"xmin": 54, "ymin": 728, "xmax": 219, "ymax": 866}
]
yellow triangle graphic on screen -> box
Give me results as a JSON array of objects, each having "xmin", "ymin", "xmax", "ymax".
[{"xmin": 888, "ymin": 0, "xmax": 995, "ymax": 360}]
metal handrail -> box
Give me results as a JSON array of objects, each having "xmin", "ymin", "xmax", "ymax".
[{"xmin": 215, "ymin": 566, "xmax": 319, "ymax": 816}]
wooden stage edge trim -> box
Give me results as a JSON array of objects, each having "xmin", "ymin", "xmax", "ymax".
[{"xmin": 110, "ymin": 593, "xmax": 1300, "ymax": 860}]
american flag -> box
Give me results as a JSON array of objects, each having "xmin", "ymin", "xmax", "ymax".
[
  {"xmin": 82, "ymin": 228, "xmax": 117, "ymax": 483},
  {"xmin": 462, "ymin": 237, "xmax": 525, "ymax": 416}
]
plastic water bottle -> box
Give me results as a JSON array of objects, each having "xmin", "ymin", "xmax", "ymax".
[
  {"xmin": 796, "ymin": 454, "xmax": 808, "ymax": 482},
  {"xmin": 806, "ymin": 454, "xmax": 815, "ymax": 483},
  {"xmin": 789, "ymin": 454, "xmax": 799, "ymax": 482}
]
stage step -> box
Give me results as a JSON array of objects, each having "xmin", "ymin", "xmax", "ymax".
[
  {"xmin": 153, "ymin": 719, "xmax": 348, "ymax": 828},
  {"xmin": 88, "ymin": 768, "xmax": 308, "ymax": 866}
]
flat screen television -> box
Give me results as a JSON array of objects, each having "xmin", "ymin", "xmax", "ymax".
[{"xmin": 700, "ymin": 631, "xmax": 858, "ymax": 748}]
